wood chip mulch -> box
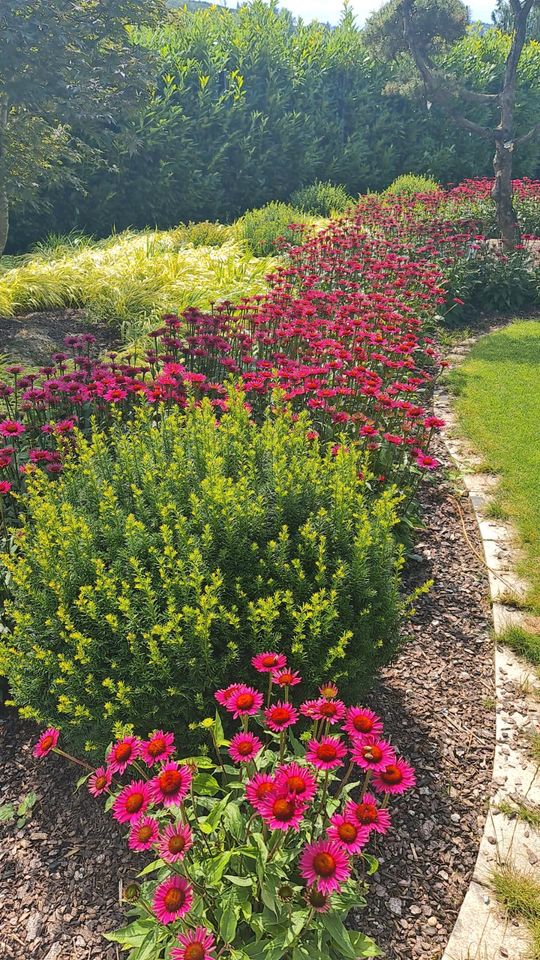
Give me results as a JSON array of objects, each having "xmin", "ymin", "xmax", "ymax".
[{"xmin": 0, "ymin": 447, "xmax": 495, "ymax": 960}]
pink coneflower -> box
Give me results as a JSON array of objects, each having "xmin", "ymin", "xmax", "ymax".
[
  {"xmin": 252, "ymin": 651, "xmax": 287, "ymax": 673},
  {"xmin": 158, "ymin": 822, "xmax": 193, "ymax": 862},
  {"xmin": 112, "ymin": 780, "xmax": 152, "ymax": 824},
  {"xmin": 259, "ymin": 791, "xmax": 306, "ymax": 832},
  {"xmin": 149, "ymin": 762, "xmax": 192, "ymax": 807},
  {"xmin": 351, "ymin": 736, "xmax": 396, "ymax": 773},
  {"xmin": 32, "ymin": 727, "xmax": 60, "ymax": 758},
  {"xmin": 0, "ymin": 481, "xmax": 11, "ymax": 495},
  {"xmin": 214, "ymin": 683, "xmax": 242, "ymax": 707},
  {"xmin": 299, "ymin": 839, "xmax": 351, "ymax": 895},
  {"xmin": 88, "ymin": 766, "xmax": 112, "ymax": 797},
  {"xmin": 140, "ymin": 730, "xmax": 175, "ymax": 767},
  {"xmin": 305, "ymin": 736, "xmax": 348, "ymax": 771},
  {"xmin": 152, "ymin": 875, "xmax": 193, "ymax": 924},
  {"xmin": 345, "ymin": 792, "xmax": 392, "ymax": 835},
  {"xmin": 343, "ymin": 707, "xmax": 384, "ymax": 740},
  {"xmin": 319, "ymin": 682, "xmax": 339, "ymax": 699},
  {"xmin": 223, "ymin": 685, "xmax": 263, "ymax": 719},
  {"xmin": 264, "ymin": 701, "xmax": 298, "ymax": 733},
  {"xmin": 246, "ymin": 772, "xmax": 276, "ymax": 811},
  {"xmin": 171, "ymin": 926, "xmax": 216, "ymax": 960},
  {"xmin": 128, "ymin": 816, "xmax": 159, "ymax": 851},
  {"xmin": 305, "ymin": 697, "xmax": 346, "ymax": 725},
  {"xmin": 371, "ymin": 758, "xmax": 416, "ymax": 795},
  {"xmin": 328, "ymin": 813, "xmax": 370, "ymax": 854},
  {"xmin": 272, "ymin": 668, "xmax": 302, "ymax": 689},
  {"xmin": 106, "ymin": 735, "xmax": 141, "ymax": 774},
  {"xmin": 275, "ymin": 763, "xmax": 317, "ymax": 804},
  {"xmin": 0, "ymin": 420, "xmax": 25, "ymax": 437},
  {"xmin": 229, "ymin": 731, "xmax": 263, "ymax": 764}
]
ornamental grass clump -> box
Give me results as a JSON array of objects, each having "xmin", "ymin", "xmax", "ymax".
[
  {"xmin": 0, "ymin": 389, "xmax": 403, "ymax": 752},
  {"xmin": 33, "ymin": 660, "xmax": 416, "ymax": 959}
]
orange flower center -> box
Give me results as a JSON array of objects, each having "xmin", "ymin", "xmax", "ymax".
[
  {"xmin": 125, "ymin": 792, "xmax": 145, "ymax": 814},
  {"xmin": 317, "ymin": 743, "xmax": 337, "ymax": 762},
  {"xmin": 158, "ymin": 769, "xmax": 182, "ymax": 795},
  {"xmin": 278, "ymin": 673, "xmax": 293, "ymax": 686},
  {"xmin": 287, "ymin": 775, "xmax": 307, "ymax": 794},
  {"xmin": 137, "ymin": 825, "xmax": 154, "ymax": 842},
  {"xmin": 163, "ymin": 887, "xmax": 185, "ymax": 912},
  {"xmin": 273, "ymin": 798, "xmax": 295, "ymax": 821},
  {"xmin": 355, "ymin": 802, "xmax": 377, "ymax": 824},
  {"xmin": 271, "ymin": 707, "xmax": 290, "ymax": 724},
  {"xmin": 319, "ymin": 702, "xmax": 337, "ymax": 717},
  {"xmin": 362, "ymin": 744, "xmax": 382, "ymax": 763},
  {"xmin": 185, "ymin": 945, "xmax": 205, "ymax": 960},
  {"xmin": 148, "ymin": 738, "xmax": 166, "ymax": 757},
  {"xmin": 256, "ymin": 782, "xmax": 274, "ymax": 800},
  {"xmin": 352, "ymin": 715, "xmax": 373, "ymax": 733},
  {"xmin": 313, "ymin": 852, "xmax": 336, "ymax": 877},
  {"xmin": 261, "ymin": 655, "xmax": 278, "ymax": 667},
  {"xmin": 168, "ymin": 834, "xmax": 186, "ymax": 854},
  {"xmin": 236, "ymin": 693, "xmax": 255, "ymax": 710},
  {"xmin": 41, "ymin": 735, "xmax": 54, "ymax": 751},
  {"xmin": 94, "ymin": 775, "xmax": 107, "ymax": 791},
  {"xmin": 381, "ymin": 764, "xmax": 403, "ymax": 785},
  {"xmin": 237, "ymin": 740, "xmax": 254, "ymax": 756},
  {"xmin": 115, "ymin": 742, "xmax": 132, "ymax": 762},
  {"xmin": 338, "ymin": 822, "xmax": 358, "ymax": 843}
]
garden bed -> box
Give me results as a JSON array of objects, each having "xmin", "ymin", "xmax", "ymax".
[{"xmin": 0, "ymin": 443, "xmax": 495, "ymax": 960}]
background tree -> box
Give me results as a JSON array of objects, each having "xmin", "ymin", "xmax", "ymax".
[
  {"xmin": 0, "ymin": 0, "xmax": 163, "ymax": 255},
  {"xmin": 493, "ymin": 0, "xmax": 540, "ymax": 37},
  {"xmin": 365, "ymin": 0, "xmax": 540, "ymax": 246}
]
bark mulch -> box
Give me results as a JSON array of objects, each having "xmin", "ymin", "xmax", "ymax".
[
  {"xmin": 0, "ymin": 450, "xmax": 495, "ymax": 960},
  {"xmin": 0, "ymin": 310, "xmax": 118, "ymax": 367}
]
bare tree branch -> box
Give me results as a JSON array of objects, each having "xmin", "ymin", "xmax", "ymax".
[{"xmin": 515, "ymin": 121, "xmax": 540, "ymax": 145}]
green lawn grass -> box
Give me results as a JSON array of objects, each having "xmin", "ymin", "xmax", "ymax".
[{"xmin": 450, "ymin": 320, "xmax": 540, "ymax": 618}]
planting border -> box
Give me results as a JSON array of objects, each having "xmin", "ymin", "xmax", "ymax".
[{"xmin": 434, "ymin": 335, "xmax": 540, "ymax": 960}]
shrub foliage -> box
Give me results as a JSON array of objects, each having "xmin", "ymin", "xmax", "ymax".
[{"xmin": 0, "ymin": 392, "xmax": 403, "ymax": 751}]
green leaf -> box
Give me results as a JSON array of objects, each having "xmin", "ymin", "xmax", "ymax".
[
  {"xmin": 17, "ymin": 791, "xmax": 37, "ymax": 817},
  {"xmin": 363, "ymin": 853, "xmax": 379, "ymax": 876},
  {"xmin": 137, "ymin": 858, "xmax": 166, "ymax": 878},
  {"xmin": 219, "ymin": 891, "xmax": 239, "ymax": 943},
  {"xmin": 0, "ymin": 803, "xmax": 14, "ymax": 822},
  {"xmin": 224, "ymin": 801, "xmax": 244, "ymax": 840},
  {"xmin": 206, "ymin": 850, "xmax": 233, "ymax": 884},
  {"xmin": 348, "ymin": 931, "xmax": 383, "ymax": 957},
  {"xmin": 103, "ymin": 918, "xmax": 155, "ymax": 946},
  {"xmin": 214, "ymin": 709, "xmax": 226, "ymax": 747},
  {"xmin": 224, "ymin": 874, "xmax": 253, "ymax": 887},
  {"xmin": 320, "ymin": 913, "xmax": 357, "ymax": 959},
  {"xmin": 200, "ymin": 794, "xmax": 230, "ymax": 834},
  {"xmin": 193, "ymin": 772, "xmax": 220, "ymax": 796}
]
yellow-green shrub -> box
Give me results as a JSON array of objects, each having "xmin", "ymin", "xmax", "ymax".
[{"xmin": 0, "ymin": 391, "xmax": 404, "ymax": 752}]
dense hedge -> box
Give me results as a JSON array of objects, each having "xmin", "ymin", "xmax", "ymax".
[
  {"xmin": 0, "ymin": 393, "xmax": 404, "ymax": 752},
  {"xmin": 8, "ymin": 6, "xmax": 540, "ymax": 251}
]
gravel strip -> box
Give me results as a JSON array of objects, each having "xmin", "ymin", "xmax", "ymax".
[{"xmin": 0, "ymin": 446, "xmax": 495, "ymax": 960}]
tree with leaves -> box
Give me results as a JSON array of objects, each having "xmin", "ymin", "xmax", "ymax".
[
  {"xmin": 365, "ymin": 0, "xmax": 540, "ymax": 246},
  {"xmin": 0, "ymin": 0, "xmax": 164, "ymax": 255}
]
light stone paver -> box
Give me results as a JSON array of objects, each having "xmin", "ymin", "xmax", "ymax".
[{"xmin": 434, "ymin": 338, "xmax": 540, "ymax": 960}]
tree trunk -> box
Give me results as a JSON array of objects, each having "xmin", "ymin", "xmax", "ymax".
[
  {"xmin": 491, "ymin": 137, "xmax": 520, "ymax": 249},
  {"xmin": 0, "ymin": 97, "xmax": 8, "ymax": 257}
]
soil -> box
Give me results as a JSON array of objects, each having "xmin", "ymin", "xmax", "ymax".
[
  {"xmin": 0, "ymin": 310, "xmax": 119, "ymax": 367},
  {"xmin": 0, "ymin": 445, "xmax": 495, "ymax": 960}
]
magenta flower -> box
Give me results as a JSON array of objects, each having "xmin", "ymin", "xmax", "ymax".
[
  {"xmin": 229, "ymin": 731, "xmax": 263, "ymax": 764},
  {"xmin": 275, "ymin": 762, "xmax": 318, "ymax": 805},
  {"xmin": 140, "ymin": 730, "xmax": 175, "ymax": 767},
  {"xmin": 0, "ymin": 481, "xmax": 12, "ymax": 495},
  {"xmin": 152, "ymin": 875, "xmax": 193, "ymax": 924},
  {"xmin": 302, "ymin": 697, "xmax": 346, "ymax": 725},
  {"xmin": 272, "ymin": 668, "xmax": 302, "ymax": 688},
  {"xmin": 371, "ymin": 758, "xmax": 416, "ymax": 795},
  {"xmin": 328, "ymin": 812, "xmax": 370, "ymax": 854},
  {"xmin": 343, "ymin": 706, "xmax": 384, "ymax": 740},
  {"xmin": 344, "ymin": 792, "xmax": 392, "ymax": 835},
  {"xmin": 305, "ymin": 736, "xmax": 348, "ymax": 771},
  {"xmin": 32, "ymin": 727, "xmax": 60, "ymax": 758},
  {"xmin": 112, "ymin": 780, "xmax": 151, "ymax": 824},
  {"xmin": 214, "ymin": 683, "xmax": 243, "ymax": 707},
  {"xmin": 157, "ymin": 822, "xmax": 193, "ymax": 863},
  {"xmin": 259, "ymin": 791, "xmax": 306, "ymax": 832},
  {"xmin": 264, "ymin": 701, "xmax": 298, "ymax": 733},
  {"xmin": 251, "ymin": 651, "xmax": 287, "ymax": 673},
  {"xmin": 351, "ymin": 735, "xmax": 396, "ymax": 773},
  {"xmin": 299, "ymin": 839, "xmax": 351, "ymax": 895},
  {"xmin": 223, "ymin": 685, "xmax": 264, "ymax": 719},
  {"xmin": 171, "ymin": 926, "xmax": 216, "ymax": 960},
  {"xmin": 0, "ymin": 420, "xmax": 25, "ymax": 437},
  {"xmin": 88, "ymin": 766, "xmax": 112, "ymax": 797},
  {"xmin": 149, "ymin": 761, "xmax": 192, "ymax": 807},
  {"xmin": 246, "ymin": 772, "xmax": 276, "ymax": 811},
  {"xmin": 106, "ymin": 735, "xmax": 141, "ymax": 774},
  {"xmin": 128, "ymin": 816, "xmax": 159, "ymax": 852}
]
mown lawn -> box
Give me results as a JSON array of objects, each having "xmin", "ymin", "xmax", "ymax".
[{"xmin": 450, "ymin": 319, "xmax": 540, "ymax": 615}]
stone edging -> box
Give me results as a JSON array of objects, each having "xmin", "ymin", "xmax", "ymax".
[{"xmin": 434, "ymin": 336, "xmax": 540, "ymax": 960}]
